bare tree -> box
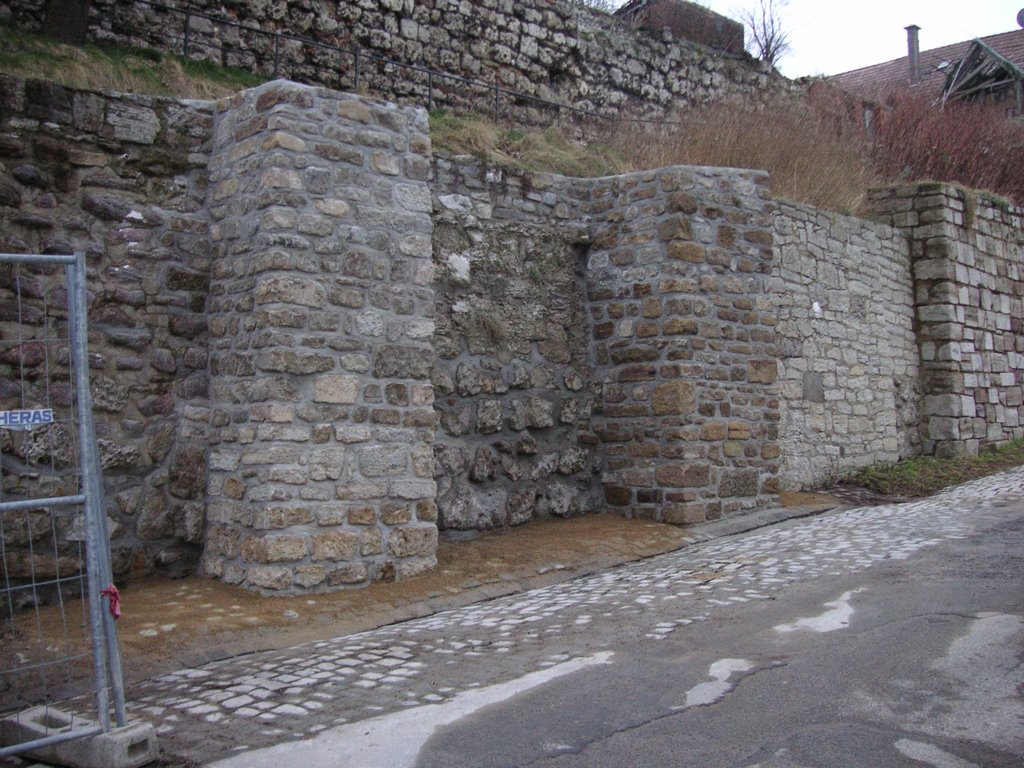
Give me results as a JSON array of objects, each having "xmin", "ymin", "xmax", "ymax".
[{"xmin": 738, "ymin": 0, "xmax": 790, "ymax": 67}]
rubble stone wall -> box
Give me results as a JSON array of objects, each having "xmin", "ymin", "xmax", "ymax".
[
  {"xmin": 0, "ymin": 75, "xmax": 214, "ymax": 577},
  {"xmin": 1, "ymin": 0, "xmax": 791, "ymax": 121},
  {"xmin": 430, "ymin": 159, "xmax": 600, "ymax": 530},
  {"xmin": 200, "ymin": 81, "xmax": 439, "ymax": 591},
  {"xmin": 773, "ymin": 201, "xmax": 921, "ymax": 489},
  {"xmin": 872, "ymin": 184, "xmax": 1024, "ymax": 458}
]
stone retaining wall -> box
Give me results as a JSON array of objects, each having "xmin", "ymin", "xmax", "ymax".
[
  {"xmin": 431, "ymin": 159, "xmax": 600, "ymax": 530},
  {"xmin": 1, "ymin": 76, "xmax": 1021, "ymax": 592},
  {"xmin": 773, "ymin": 202, "xmax": 920, "ymax": 489},
  {"xmin": 1, "ymin": 0, "xmax": 794, "ymax": 121},
  {"xmin": 0, "ymin": 74, "xmax": 213, "ymax": 576}
]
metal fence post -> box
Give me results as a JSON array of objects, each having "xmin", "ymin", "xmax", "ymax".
[
  {"xmin": 274, "ymin": 32, "xmax": 281, "ymax": 79},
  {"xmin": 354, "ymin": 48, "xmax": 361, "ymax": 91},
  {"xmin": 183, "ymin": 10, "xmax": 191, "ymax": 58},
  {"xmin": 427, "ymin": 71, "xmax": 433, "ymax": 111},
  {"xmin": 494, "ymin": 72, "xmax": 500, "ymax": 122}
]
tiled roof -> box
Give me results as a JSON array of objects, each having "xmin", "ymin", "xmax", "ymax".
[{"xmin": 829, "ymin": 28, "xmax": 1024, "ymax": 101}]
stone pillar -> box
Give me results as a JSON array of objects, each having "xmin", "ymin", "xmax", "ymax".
[
  {"xmin": 872, "ymin": 183, "xmax": 1024, "ymax": 458},
  {"xmin": 586, "ymin": 167, "xmax": 781, "ymax": 524},
  {"xmin": 201, "ymin": 81, "xmax": 437, "ymax": 591}
]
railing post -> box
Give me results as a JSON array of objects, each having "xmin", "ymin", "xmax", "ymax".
[
  {"xmin": 494, "ymin": 71, "xmax": 500, "ymax": 122},
  {"xmin": 354, "ymin": 48, "xmax": 361, "ymax": 90},
  {"xmin": 274, "ymin": 32, "xmax": 281, "ymax": 79},
  {"xmin": 182, "ymin": 10, "xmax": 191, "ymax": 58},
  {"xmin": 427, "ymin": 71, "xmax": 433, "ymax": 112}
]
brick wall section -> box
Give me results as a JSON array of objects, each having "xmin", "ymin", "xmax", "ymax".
[
  {"xmin": 430, "ymin": 159, "xmax": 599, "ymax": 530},
  {"xmin": 0, "ymin": 0, "xmax": 792, "ymax": 121},
  {"xmin": 585, "ymin": 167, "xmax": 781, "ymax": 523},
  {"xmin": 0, "ymin": 75, "xmax": 212, "ymax": 577},
  {"xmin": 615, "ymin": 0, "xmax": 745, "ymax": 55},
  {"xmin": 871, "ymin": 184, "xmax": 1024, "ymax": 457},
  {"xmin": 201, "ymin": 81, "xmax": 438, "ymax": 591},
  {"xmin": 773, "ymin": 202, "xmax": 920, "ymax": 489}
]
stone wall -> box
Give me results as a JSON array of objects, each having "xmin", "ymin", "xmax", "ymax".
[
  {"xmin": 0, "ymin": 75, "xmax": 213, "ymax": 576},
  {"xmin": 431, "ymin": 159, "xmax": 600, "ymax": 530},
  {"xmin": 872, "ymin": 184, "xmax": 1024, "ymax": 457},
  {"xmin": 773, "ymin": 202, "xmax": 920, "ymax": 489},
  {"xmin": 584, "ymin": 167, "xmax": 782, "ymax": 523},
  {"xmin": 200, "ymin": 81, "xmax": 439, "ymax": 590},
  {"xmin": 1, "ymin": 75, "xmax": 1022, "ymax": 592},
  {"xmin": 2, "ymin": 0, "xmax": 791, "ymax": 121}
]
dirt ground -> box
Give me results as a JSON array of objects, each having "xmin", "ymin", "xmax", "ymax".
[{"xmin": 5, "ymin": 495, "xmax": 845, "ymax": 708}]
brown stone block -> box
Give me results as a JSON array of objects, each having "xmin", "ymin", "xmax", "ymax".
[
  {"xmin": 728, "ymin": 422, "xmax": 752, "ymax": 440},
  {"xmin": 611, "ymin": 346, "xmax": 661, "ymax": 365},
  {"xmin": 747, "ymin": 360, "xmax": 778, "ymax": 384},
  {"xmin": 348, "ymin": 506, "xmax": 377, "ymax": 525},
  {"xmin": 652, "ymin": 380, "xmax": 695, "ymax": 415},
  {"xmin": 416, "ymin": 499, "xmax": 439, "ymax": 522},
  {"xmin": 719, "ymin": 469, "xmax": 759, "ymax": 497},
  {"xmin": 655, "ymin": 463, "xmax": 709, "ymax": 487},
  {"xmin": 255, "ymin": 85, "xmax": 314, "ymax": 112},
  {"xmin": 667, "ymin": 242, "xmax": 705, "ymax": 262},
  {"xmin": 604, "ymin": 485, "xmax": 632, "ymax": 506},
  {"xmin": 246, "ymin": 565, "xmax": 292, "ymax": 590},
  {"xmin": 618, "ymin": 363, "xmax": 657, "ymax": 382},
  {"xmin": 761, "ymin": 443, "xmax": 781, "ymax": 459},
  {"xmin": 744, "ymin": 229, "xmax": 773, "ymax": 246},
  {"xmin": 658, "ymin": 216, "xmax": 693, "ymax": 241},
  {"xmin": 326, "ymin": 562, "xmax": 369, "ymax": 585},
  {"xmin": 664, "ymin": 318, "xmax": 698, "ymax": 335},
  {"xmin": 663, "ymin": 502, "xmax": 706, "ymax": 525},
  {"xmin": 700, "ymin": 422, "xmax": 727, "ymax": 441},
  {"xmin": 388, "ymin": 526, "xmax": 438, "ymax": 558},
  {"xmin": 294, "ymin": 566, "xmax": 327, "ymax": 588},
  {"xmin": 668, "ymin": 192, "xmax": 698, "ymax": 214},
  {"xmin": 255, "ymin": 506, "xmax": 314, "ymax": 529},
  {"xmin": 311, "ymin": 530, "xmax": 360, "ymax": 561},
  {"xmin": 243, "ymin": 534, "xmax": 308, "ymax": 563}
]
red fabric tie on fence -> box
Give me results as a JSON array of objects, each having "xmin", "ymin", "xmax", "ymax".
[{"xmin": 100, "ymin": 584, "xmax": 122, "ymax": 620}]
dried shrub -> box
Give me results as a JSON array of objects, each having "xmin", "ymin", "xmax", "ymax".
[
  {"xmin": 871, "ymin": 89, "xmax": 1024, "ymax": 206},
  {"xmin": 606, "ymin": 97, "xmax": 878, "ymax": 215}
]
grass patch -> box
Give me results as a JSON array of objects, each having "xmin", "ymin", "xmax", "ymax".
[
  {"xmin": 0, "ymin": 25, "xmax": 266, "ymax": 98},
  {"xmin": 845, "ymin": 439, "xmax": 1024, "ymax": 498},
  {"xmin": 429, "ymin": 110, "xmax": 626, "ymax": 177}
]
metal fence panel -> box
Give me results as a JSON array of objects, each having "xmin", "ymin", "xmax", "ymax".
[{"xmin": 0, "ymin": 252, "xmax": 125, "ymax": 758}]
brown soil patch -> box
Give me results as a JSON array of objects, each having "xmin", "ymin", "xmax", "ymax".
[{"xmin": 7, "ymin": 515, "xmax": 692, "ymax": 700}]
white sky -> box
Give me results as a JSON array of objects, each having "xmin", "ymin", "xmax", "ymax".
[{"xmin": 608, "ymin": 1, "xmax": 1023, "ymax": 78}]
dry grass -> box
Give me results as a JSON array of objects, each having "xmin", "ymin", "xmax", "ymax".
[
  {"xmin": 606, "ymin": 98, "xmax": 878, "ymax": 215},
  {"xmin": 871, "ymin": 89, "xmax": 1024, "ymax": 206},
  {"xmin": 0, "ymin": 26, "xmax": 264, "ymax": 98}
]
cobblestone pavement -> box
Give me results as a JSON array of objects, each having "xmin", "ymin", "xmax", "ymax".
[{"xmin": 128, "ymin": 468, "xmax": 1024, "ymax": 764}]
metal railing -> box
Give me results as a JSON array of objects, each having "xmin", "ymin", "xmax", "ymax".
[
  {"xmin": 107, "ymin": 0, "xmax": 686, "ymax": 127},
  {"xmin": 0, "ymin": 252, "xmax": 125, "ymax": 758}
]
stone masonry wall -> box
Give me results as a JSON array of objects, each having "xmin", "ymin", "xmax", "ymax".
[
  {"xmin": 1, "ymin": 0, "xmax": 793, "ymax": 121},
  {"xmin": 0, "ymin": 75, "xmax": 213, "ymax": 578},
  {"xmin": 585, "ymin": 167, "xmax": 782, "ymax": 523},
  {"xmin": 872, "ymin": 184, "xmax": 1024, "ymax": 458},
  {"xmin": 1, "ymin": 75, "xmax": 1021, "ymax": 591},
  {"xmin": 773, "ymin": 201, "xmax": 920, "ymax": 489},
  {"xmin": 201, "ymin": 81, "xmax": 438, "ymax": 591},
  {"xmin": 430, "ymin": 158, "xmax": 600, "ymax": 531}
]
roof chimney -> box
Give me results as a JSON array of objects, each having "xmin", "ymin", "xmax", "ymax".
[{"xmin": 905, "ymin": 24, "xmax": 921, "ymax": 84}]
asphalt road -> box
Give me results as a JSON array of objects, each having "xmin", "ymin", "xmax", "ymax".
[{"xmin": 160, "ymin": 469, "xmax": 1023, "ymax": 768}]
